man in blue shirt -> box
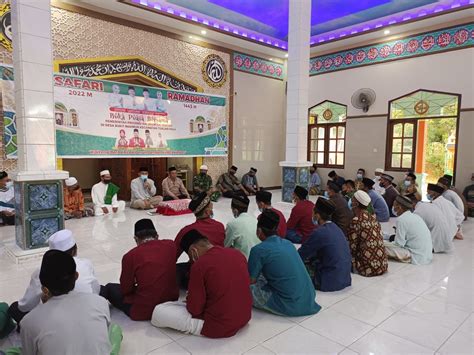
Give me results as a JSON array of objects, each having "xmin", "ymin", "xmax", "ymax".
[
  {"xmin": 362, "ymin": 178, "xmax": 390, "ymax": 222},
  {"xmin": 328, "ymin": 170, "xmax": 345, "ymax": 187},
  {"xmin": 298, "ymin": 198, "xmax": 352, "ymax": 292},
  {"xmin": 248, "ymin": 210, "xmax": 321, "ymax": 317}
]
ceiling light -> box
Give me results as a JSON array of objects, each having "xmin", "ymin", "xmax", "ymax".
[
  {"xmin": 201, "ymin": 30, "xmax": 207, "ymax": 35},
  {"xmin": 384, "ymin": 29, "xmax": 390, "ymax": 35},
  {"xmin": 269, "ymin": 58, "xmax": 273, "ymax": 61},
  {"xmin": 189, "ymin": 35, "xmax": 193, "ymax": 39},
  {"xmin": 285, "ymin": 53, "xmax": 288, "ymax": 58}
]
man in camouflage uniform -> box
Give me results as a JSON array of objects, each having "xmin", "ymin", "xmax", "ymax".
[{"xmin": 193, "ymin": 165, "xmax": 220, "ymax": 202}]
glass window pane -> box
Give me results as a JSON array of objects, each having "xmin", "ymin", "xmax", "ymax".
[
  {"xmin": 317, "ymin": 140, "xmax": 325, "ymax": 151},
  {"xmin": 328, "ymin": 153, "xmax": 336, "ymax": 165},
  {"xmin": 317, "ymin": 153, "xmax": 324, "ymax": 164},
  {"xmin": 391, "ymin": 154, "xmax": 401, "ymax": 168},
  {"xmin": 310, "ymin": 153, "xmax": 316, "ymax": 163},
  {"xmin": 337, "ymin": 140, "xmax": 345, "ymax": 152},
  {"xmin": 318, "ymin": 127, "xmax": 325, "ymax": 139},
  {"xmin": 394, "ymin": 123, "xmax": 403, "ymax": 137},
  {"xmin": 329, "ymin": 140, "xmax": 337, "ymax": 151},
  {"xmin": 392, "ymin": 139, "xmax": 402, "ymax": 153},
  {"xmin": 336, "ymin": 153, "xmax": 344, "ymax": 165},
  {"xmin": 311, "ymin": 128, "xmax": 317, "ymax": 139},
  {"xmin": 337, "ymin": 126, "xmax": 345, "ymax": 138},
  {"xmin": 330, "ymin": 126, "xmax": 337, "ymax": 138},
  {"xmin": 310, "ymin": 140, "xmax": 317, "ymax": 151},
  {"xmin": 403, "ymin": 139, "xmax": 413, "ymax": 153},
  {"xmin": 402, "ymin": 154, "xmax": 412, "ymax": 168},
  {"xmin": 404, "ymin": 123, "xmax": 414, "ymax": 137}
]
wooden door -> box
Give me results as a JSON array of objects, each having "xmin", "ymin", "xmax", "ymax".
[{"xmin": 130, "ymin": 158, "xmax": 168, "ymax": 195}]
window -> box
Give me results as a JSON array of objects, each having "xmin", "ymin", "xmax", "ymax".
[
  {"xmin": 386, "ymin": 90, "xmax": 460, "ymax": 181},
  {"xmin": 308, "ymin": 100, "xmax": 346, "ymax": 168}
]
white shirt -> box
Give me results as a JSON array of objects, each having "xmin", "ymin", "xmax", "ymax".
[
  {"xmin": 394, "ymin": 211, "xmax": 433, "ymax": 265},
  {"xmin": 0, "ymin": 186, "xmax": 15, "ymax": 212},
  {"xmin": 414, "ymin": 202, "xmax": 455, "ymax": 253},
  {"xmin": 433, "ymin": 195, "xmax": 464, "ymax": 227},
  {"xmin": 108, "ymin": 93, "xmax": 122, "ymax": 108},
  {"xmin": 91, "ymin": 181, "xmax": 119, "ymax": 208},
  {"xmin": 18, "ymin": 256, "xmax": 100, "ymax": 313},
  {"xmin": 144, "ymin": 98, "xmax": 157, "ymax": 111},
  {"xmin": 130, "ymin": 177, "xmax": 157, "ymax": 203},
  {"xmin": 21, "ymin": 292, "xmax": 111, "ymax": 355},
  {"xmin": 442, "ymin": 189, "xmax": 464, "ymax": 214},
  {"xmin": 373, "ymin": 176, "xmax": 385, "ymax": 195},
  {"xmin": 123, "ymin": 95, "xmax": 138, "ymax": 109}
]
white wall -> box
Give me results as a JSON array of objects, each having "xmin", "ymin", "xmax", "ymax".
[
  {"xmin": 233, "ymin": 71, "xmax": 286, "ymax": 187},
  {"xmin": 308, "ymin": 48, "xmax": 474, "ymax": 191}
]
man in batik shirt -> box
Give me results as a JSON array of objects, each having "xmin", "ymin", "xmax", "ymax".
[{"xmin": 347, "ymin": 190, "xmax": 388, "ymax": 277}]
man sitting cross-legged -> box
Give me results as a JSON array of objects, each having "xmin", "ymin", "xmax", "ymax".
[
  {"xmin": 101, "ymin": 219, "xmax": 179, "ymax": 320},
  {"xmin": 20, "ymin": 250, "xmax": 122, "ymax": 355},
  {"xmin": 152, "ymin": 230, "xmax": 252, "ymax": 338},
  {"xmin": 8, "ymin": 229, "xmax": 100, "ymax": 328},
  {"xmin": 298, "ymin": 198, "xmax": 352, "ymax": 291},
  {"xmin": 225, "ymin": 195, "xmax": 260, "ymax": 259},
  {"xmin": 174, "ymin": 192, "xmax": 225, "ymax": 289},
  {"xmin": 255, "ymin": 190, "xmax": 287, "ymax": 238},
  {"xmin": 248, "ymin": 209, "xmax": 321, "ymax": 316}
]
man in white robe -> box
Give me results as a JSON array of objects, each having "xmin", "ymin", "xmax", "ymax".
[
  {"xmin": 0, "ymin": 171, "xmax": 15, "ymax": 225},
  {"xmin": 373, "ymin": 168, "xmax": 386, "ymax": 195},
  {"xmin": 407, "ymin": 193, "xmax": 455, "ymax": 253},
  {"xmin": 91, "ymin": 170, "xmax": 126, "ymax": 216},
  {"xmin": 427, "ymin": 183, "xmax": 464, "ymax": 239},
  {"xmin": 438, "ymin": 177, "xmax": 465, "ymax": 215},
  {"xmin": 8, "ymin": 230, "xmax": 100, "ymax": 327}
]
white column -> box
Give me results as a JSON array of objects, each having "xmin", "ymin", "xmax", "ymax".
[
  {"xmin": 12, "ymin": 0, "xmax": 66, "ymax": 180},
  {"xmin": 279, "ymin": 0, "xmax": 312, "ymax": 202},
  {"xmin": 8, "ymin": 0, "xmax": 68, "ymax": 255},
  {"xmin": 282, "ymin": 0, "xmax": 311, "ymax": 165}
]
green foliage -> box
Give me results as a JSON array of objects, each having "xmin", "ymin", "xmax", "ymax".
[{"xmin": 424, "ymin": 118, "xmax": 456, "ymax": 182}]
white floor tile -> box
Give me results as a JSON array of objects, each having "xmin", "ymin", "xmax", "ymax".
[
  {"xmin": 437, "ymin": 328, "xmax": 474, "ymax": 355},
  {"xmin": 331, "ymin": 295, "xmax": 397, "ymax": 326},
  {"xmin": 349, "ymin": 328, "xmax": 434, "ymax": 355},
  {"xmin": 378, "ymin": 311, "xmax": 455, "ymax": 350},
  {"xmin": 147, "ymin": 342, "xmax": 191, "ymax": 354},
  {"xmin": 245, "ymin": 345, "xmax": 276, "ymax": 354},
  {"xmin": 355, "ymin": 284, "xmax": 417, "ymax": 310},
  {"xmin": 300, "ymin": 309, "xmax": 373, "ymax": 346},
  {"xmin": 338, "ymin": 348, "xmax": 359, "ymax": 355},
  {"xmin": 262, "ymin": 325, "xmax": 345, "ymax": 355}
]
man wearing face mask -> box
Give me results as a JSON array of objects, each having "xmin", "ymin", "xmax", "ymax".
[
  {"xmin": 298, "ymin": 198, "xmax": 352, "ymax": 291},
  {"xmin": 174, "ymin": 192, "xmax": 225, "ymax": 288},
  {"xmin": 326, "ymin": 181, "xmax": 353, "ymax": 236},
  {"xmin": 130, "ymin": 167, "xmax": 162, "ymax": 210},
  {"xmin": 152, "ymin": 230, "xmax": 252, "ymax": 338},
  {"xmin": 347, "ymin": 191, "xmax": 388, "ymax": 277},
  {"xmin": 193, "ymin": 165, "xmax": 220, "ymax": 202},
  {"xmin": 384, "ymin": 196, "xmax": 432, "ymax": 265},
  {"xmin": 373, "ymin": 168, "xmax": 385, "ymax": 195},
  {"xmin": 248, "ymin": 210, "xmax": 321, "ymax": 316},
  {"xmin": 224, "ymin": 195, "xmax": 260, "ymax": 259},
  {"xmin": 91, "ymin": 170, "xmax": 126, "ymax": 216},
  {"xmin": 101, "ymin": 219, "xmax": 179, "ymax": 320},
  {"xmin": 256, "ymin": 190, "xmax": 287, "ymax": 238},
  {"xmin": 379, "ymin": 174, "xmax": 399, "ymax": 215},
  {"xmin": 63, "ymin": 177, "xmax": 94, "ymax": 219},
  {"xmin": 354, "ymin": 168, "xmax": 365, "ymax": 190},
  {"xmin": 400, "ymin": 173, "xmax": 421, "ymax": 200},
  {"xmin": 0, "ymin": 171, "xmax": 15, "ymax": 225},
  {"xmin": 427, "ymin": 183, "xmax": 464, "ymax": 240},
  {"xmin": 285, "ymin": 186, "xmax": 315, "ymax": 244}
]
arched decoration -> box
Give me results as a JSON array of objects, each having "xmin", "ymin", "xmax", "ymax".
[
  {"xmin": 308, "ymin": 100, "xmax": 347, "ymax": 167},
  {"xmin": 385, "ymin": 89, "xmax": 461, "ymax": 182},
  {"xmin": 54, "ymin": 56, "xmax": 203, "ymax": 92}
]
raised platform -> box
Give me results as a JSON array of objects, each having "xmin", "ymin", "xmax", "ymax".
[{"xmin": 4, "ymin": 242, "xmax": 48, "ymax": 265}]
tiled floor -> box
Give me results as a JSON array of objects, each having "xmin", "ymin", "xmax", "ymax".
[{"xmin": 0, "ymin": 191, "xmax": 472, "ymax": 354}]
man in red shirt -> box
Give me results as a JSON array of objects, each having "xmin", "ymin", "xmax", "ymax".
[
  {"xmin": 256, "ymin": 190, "xmax": 287, "ymax": 238},
  {"xmin": 152, "ymin": 230, "xmax": 252, "ymax": 338},
  {"xmin": 175, "ymin": 192, "xmax": 225, "ymax": 288},
  {"xmin": 101, "ymin": 219, "xmax": 178, "ymax": 320},
  {"xmin": 285, "ymin": 186, "xmax": 316, "ymax": 244}
]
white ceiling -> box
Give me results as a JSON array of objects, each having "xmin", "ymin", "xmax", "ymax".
[{"xmin": 59, "ymin": 0, "xmax": 473, "ymax": 60}]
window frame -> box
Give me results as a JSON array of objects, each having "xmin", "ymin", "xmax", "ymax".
[
  {"xmin": 384, "ymin": 89, "xmax": 462, "ymax": 178},
  {"xmin": 307, "ymin": 100, "xmax": 347, "ymax": 168}
]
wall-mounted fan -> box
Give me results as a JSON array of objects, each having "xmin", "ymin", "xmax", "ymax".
[{"xmin": 351, "ymin": 88, "xmax": 376, "ymax": 113}]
